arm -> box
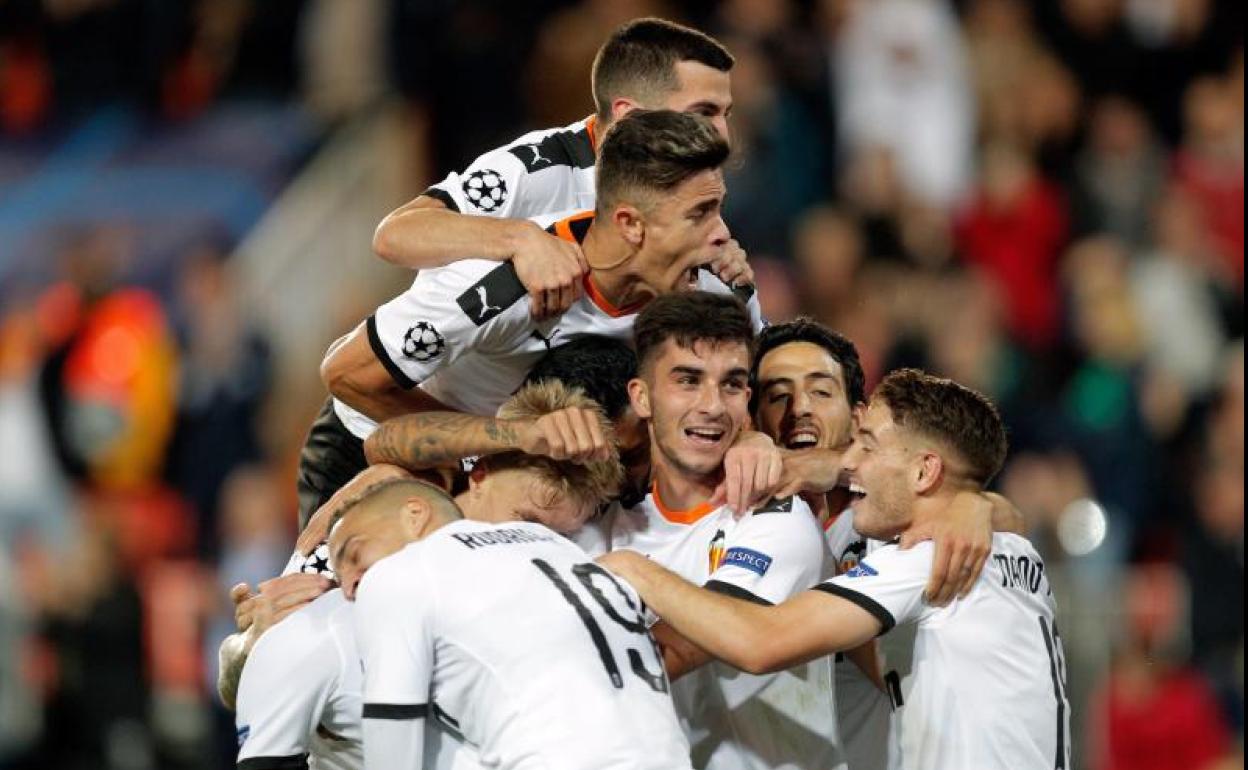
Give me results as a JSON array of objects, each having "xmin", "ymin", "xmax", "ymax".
[
  {"xmin": 234, "ymin": 610, "xmax": 337, "ymax": 768},
  {"xmin": 363, "ymin": 405, "xmax": 611, "ymax": 471},
  {"xmin": 320, "ymin": 321, "xmax": 452, "ymax": 424},
  {"xmin": 356, "ymin": 561, "xmax": 432, "ymax": 770},
  {"xmin": 601, "ymin": 550, "xmax": 880, "ymax": 675},
  {"xmin": 651, "ymin": 621, "xmax": 713, "ymax": 681}
]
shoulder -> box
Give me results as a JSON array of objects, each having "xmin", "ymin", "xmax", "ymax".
[
  {"xmin": 244, "ymin": 594, "xmax": 344, "ymax": 684},
  {"xmin": 854, "ymin": 541, "xmax": 934, "ymax": 577},
  {"xmin": 744, "ymin": 495, "xmax": 821, "ymax": 539},
  {"xmin": 409, "ymin": 259, "xmax": 530, "ymax": 329},
  {"xmin": 502, "ymin": 117, "xmax": 596, "ymax": 173}
]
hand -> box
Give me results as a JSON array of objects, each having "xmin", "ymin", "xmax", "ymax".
[
  {"xmin": 711, "ymin": 431, "xmax": 782, "ymax": 515},
  {"xmin": 517, "ymin": 408, "xmax": 612, "ymax": 463},
  {"xmin": 297, "ymin": 464, "xmax": 414, "ymax": 556},
  {"xmin": 900, "ymin": 490, "xmax": 993, "ymax": 606},
  {"xmin": 709, "ymin": 239, "xmax": 754, "ymax": 290},
  {"xmin": 233, "ymin": 573, "xmax": 332, "ymax": 635},
  {"xmin": 510, "ymin": 222, "xmax": 588, "ymax": 320},
  {"xmin": 772, "ymin": 448, "xmax": 846, "ymax": 499}
]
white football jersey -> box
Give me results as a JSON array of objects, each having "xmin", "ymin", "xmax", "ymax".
[
  {"xmin": 235, "ymin": 589, "xmax": 362, "ymax": 770},
  {"xmin": 819, "ymin": 533, "xmax": 1072, "ymax": 770},
  {"xmin": 354, "ymin": 520, "xmax": 692, "ymax": 770},
  {"xmin": 422, "ymin": 116, "xmax": 599, "ymax": 218},
  {"xmin": 335, "ymin": 211, "xmax": 765, "ymax": 438},
  {"xmin": 825, "ymin": 510, "xmax": 893, "ymax": 770},
  {"xmin": 585, "ymin": 488, "xmax": 847, "ymax": 770}
]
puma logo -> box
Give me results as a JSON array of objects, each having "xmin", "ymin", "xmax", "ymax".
[
  {"xmin": 476, "ymin": 286, "xmax": 501, "ymax": 319},
  {"xmin": 522, "ymin": 144, "xmax": 550, "ymax": 167}
]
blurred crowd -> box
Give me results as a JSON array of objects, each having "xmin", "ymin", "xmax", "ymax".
[{"xmin": 0, "ymin": 1, "xmax": 1242, "ymax": 769}]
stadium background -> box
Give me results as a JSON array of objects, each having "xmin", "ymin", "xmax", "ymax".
[{"xmin": 0, "ymin": 0, "xmax": 1241, "ymax": 768}]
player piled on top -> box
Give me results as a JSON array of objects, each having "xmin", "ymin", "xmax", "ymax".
[{"xmin": 297, "ymin": 18, "xmax": 745, "ymax": 525}]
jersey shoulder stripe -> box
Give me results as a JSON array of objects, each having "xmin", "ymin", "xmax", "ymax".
[
  {"xmin": 237, "ymin": 754, "xmax": 309, "ymax": 770},
  {"xmin": 454, "ymin": 262, "xmax": 527, "ymax": 327},
  {"xmin": 508, "ymin": 121, "xmax": 596, "ymax": 172},
  {"xmin": 813, "ymin": 582, "xmax": 897, "ymax": 633},
  {"xmin": 705, "ymin": 579, "xmax": 773, "ymax": 606},
  {"xmin": 367, "ymin": 314, "xmax": 417, "ymax": 389},
  {"xmin": 754, "ymin": 495, "xmax": 797, "ymax": 515},
  {"xmin": 363, "ymin": 703, "xmax": 429, "ymax": 720}
]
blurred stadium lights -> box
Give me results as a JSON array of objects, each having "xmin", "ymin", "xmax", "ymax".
[{"xmin": 1057, "ymin": 497, "xmax": 1109, "ymax": 557}]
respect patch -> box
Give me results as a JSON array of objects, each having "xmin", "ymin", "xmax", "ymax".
[{"xmin": 719, "ymin": 547, "xmax": 773, "ymax": 577}]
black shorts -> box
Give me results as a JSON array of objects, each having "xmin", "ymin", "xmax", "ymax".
[{"xmin": 296, "ymin": 398, "xmax": 369, "ymax": 530}]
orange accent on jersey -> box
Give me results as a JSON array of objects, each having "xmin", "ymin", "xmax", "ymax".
[
  {"xmin": 652, "ymin": 481, "xmax": 717, "ymax": 525},
  {"xmin": 586, "ymin": 114, "xmax": 598, "ymax": 151},
  {"xmin": 551, "ymin": 210, "xmax": 595, "ymax": 244}
]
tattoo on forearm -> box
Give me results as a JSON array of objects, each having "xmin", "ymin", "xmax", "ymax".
[{"xmin": 369, "ymin": 413, "xmax": 520, "ymax": 469}]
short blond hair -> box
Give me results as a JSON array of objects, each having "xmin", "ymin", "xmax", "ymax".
[{"xmin": 490, "ymin": 380, "xmax": 624, "ymax": 509}]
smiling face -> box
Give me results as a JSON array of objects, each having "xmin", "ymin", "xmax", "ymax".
[
  {"xmin": 840, "ymin": 399, "xmax": 918, "ymax": 541},
  {"xmin": 630, "ymin": 337, "xmax": 751, "ymax": 482},
  {"xmin": 628, "ymin": 168, "xmax": 730, "ymax": 298},
  {"xmin": 755, "ymin": 341, "xmax": 856, "ymax": 452}
]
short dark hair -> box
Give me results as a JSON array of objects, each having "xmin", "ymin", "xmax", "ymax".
[
  {"xmin": 750, "ymin": 318, "xmax": 866, "ymax": 413},
  {"xmin": 595, "ymin": 109, "xmax": 729, "ymax": 215},
  {"xmin": 634, "ymin": 291, "xmax": 754, "ymax": 372},
  {"xmin": 524, "ymin": 335, "xmax": 638, "ymax": 420},
  {"xmin": 875, "ymin": 368, "xmax": 1008, "ymax": 487},
  {"xmin": 330, "ymin": 477, "xmax": 462, "ymax": 534},
  {"xmin": 592, "ymin": 18, "xmax": 734, "ymax": 121}
]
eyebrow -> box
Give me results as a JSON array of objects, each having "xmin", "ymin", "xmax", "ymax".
[
  {"xmin": 671, "ymin": 365, "xmax": 705, "ymax": 378},
  {"xmin": 332, "ymin": 534, "xmax": 356, "ymax": 568},
  {"xmin": 857, "ymin": 426, "xmax": 877, "ymax": 443},
  {"xmin": 724, "ymin": 367, "xmax": 749, "ymax": 381},
  {"xmin": 762, "ymin": 371, "xmax": 839, "ymax": 390}
]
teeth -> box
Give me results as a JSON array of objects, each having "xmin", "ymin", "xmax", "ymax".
[
  {"xmin": 686, "ymin": 428, "xmax": 724, "ymax": 441},
  {"xmin": 787, "ymin": 431, "xmax": 818, "ymax": 447},
  {"xmin": 848, "ymin": 483, "xmax": 866, "ymax": 495}
]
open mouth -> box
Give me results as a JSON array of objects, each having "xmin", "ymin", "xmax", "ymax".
[
  {"xmin": 682, "ymin": 266, "xmax": 699, "ymax": 290},
  {"xmin": 684, "ymin": 426, "xmax": 726, "ymax": 446},
  {"xmin": 784, "ymin": 430, "xmax": 820, "ymax": 450},
  {"xmin": 845, "ymin": 481, "xmax": 867, "ymax": 504}
]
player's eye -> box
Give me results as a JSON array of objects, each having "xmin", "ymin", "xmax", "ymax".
[
  {"xmin": 767, "ymin": 391, "xmax": 791, "ymax": 405},
  {"xmin": 813, "ymin": 389, "xmax": 833, "ymax": 399}
]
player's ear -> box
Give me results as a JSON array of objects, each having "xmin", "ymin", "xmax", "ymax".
[
  {"xmin": 610, "ymin": 97, "xmax": 641, "ymax": 124},
  {"xmin": 399, "ymin": 496, "xmax": 435, "ymax": 539},
  {"xmin": 628, "ymin": 377, "xmax": 652, "ymax": 420},
  {"xmin": 914, "ymin": 451, "xmax": 943, "ymax": 495},
  {"xmin": 612, "ymin": 204, "xmax": 646, "ymax": 249}
]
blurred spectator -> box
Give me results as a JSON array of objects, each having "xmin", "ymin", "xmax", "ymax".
[
  {"xmin": 719, "ymin": 35, "xmax": 829, "ymax": 258},
  {"xmin": 1072, "ymin": 95, "xmax": 1168, "ymax": 246},
  {"xmin": 955, "ymin": 141, "xmax": 1070, "ymax": 350},
  {"xmin": 1171, "ymin": 74, "xmax": 1244, "ymax": 288},
  {"xmin": 1130, "ymin": 188, "xmax": 1229, "ymax": 396},
  {"xmin": 1089, "ymin": 563, "xmax": 1236, "ymax": 770},
  {"xmin": 832, "ymin": 0, "xmax": 975, "ymax": 210},
  {"xmin": 165, "ymin": 242, "xmax": 273, "ymax": 560}
]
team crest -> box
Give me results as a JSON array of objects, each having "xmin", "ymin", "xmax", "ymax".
[
  {"xmin": 402, "ymin": 321, "xmax": 445, "ymax": 361},
  {"xmin": 837, "ymin": 540, "xmax": 867, "ymax": 575},
  {"xmin": 462, "ymin": 169, "xmax": 508, "ymax": 212},
  {"xmin": 707, "ymin": 529, "xmax": 726, "ymax": 572}
]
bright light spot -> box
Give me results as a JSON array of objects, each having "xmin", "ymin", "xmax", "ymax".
[{"xmin": 1057, "ymin": 498, "xmax": 1108, "ymax": 556}]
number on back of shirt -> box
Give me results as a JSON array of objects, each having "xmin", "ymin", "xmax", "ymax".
[{"xmin": 533, "ymin": 559, "xmax": 669, "ymax": 694}]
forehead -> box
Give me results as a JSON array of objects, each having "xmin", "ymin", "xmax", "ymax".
[
  {"xmin": 758, "ymin": 341, "xmax": 844, "ymax": 384},
  {"xmin": 660, "ymin": 168, "xmax": 725, "ymax": 210},
  {"xmin": 664, "ymin": 61, "xmax": 732, "ymax": 107},
  {"xmin": 861, "ymin": 400, "xmax": 900, "ymax": 437},
  {"xmin": 651, "ymin": 336, "xmax": 749, "ymax": 374}
]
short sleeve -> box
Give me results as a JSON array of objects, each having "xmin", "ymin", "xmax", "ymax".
[
  {"xmin": 356, "ymin": 556, "xmax": 435, "ymax": 769},
  {"xmin": 706, "ymin": 496, "xmax": 827, "ymax": 605},
  {"xmin": 815, "ymin": 543, "xmax": 933, "ymax": 634},
  {"xmin": 369, "ymin": 261, "xmax": 530, "ymax": 389},
  {"xmin": 235, "ymin": 612, "xmax": 338, "ymax": 768},
  {"xmin": 423, "ymin": 135, "xmax": 591, "ymax": 220}
]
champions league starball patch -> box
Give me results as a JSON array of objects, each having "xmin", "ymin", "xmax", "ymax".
[
  {"xmin": 461, "ymin": 169, "xmax": 508, "ymax": 212},
  {"xmin": 295, "ymin": 541, "xmax": 336, "ymax": 580}
]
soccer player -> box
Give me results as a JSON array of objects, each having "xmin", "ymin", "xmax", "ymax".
[
  {"xmin": 308, "ymin": 109, "xmax": 761, "ymax": 526},
  {"xmin": 579, "ymin": 291, "xmax": 846, "ymax": 770},
  {"xmin": 232, "ymin": 381, "xmax": 625, "ymax": 770},
  {"xmin": 601, "ymin": 368, "xmax": 1072, "ymax": 770},
  {"xmin": 749, "ymin": 320, "xmax": 1024, "ymax": 770},
  {"xmin": 334, "ymin": 478, "xmax": 693, "ymax": 770},
  {"xmin": 374, "ymin": 18, "xmax": 738, "ymax": 314}
]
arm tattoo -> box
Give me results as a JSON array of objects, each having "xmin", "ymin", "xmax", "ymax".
[{"xmin": 367, "ymin": 412, "xmax": 521, "ymax": 470}]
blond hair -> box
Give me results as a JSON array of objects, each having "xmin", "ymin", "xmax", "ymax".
[{"xmin": 491, "ymin": 380, "xmax": 624, "ymax": 509}]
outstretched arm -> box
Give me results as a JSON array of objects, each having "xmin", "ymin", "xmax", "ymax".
[
  {"xmin": 320, "ymin": 322, "xmax": 451, "ymax": 424},
  {"xmin": 599, "ymin": 550, "xmax": 881, "ymax": 675},
  {"xmin": 363, "ymin": 406, "xmax": 610, "ymax": 472}
]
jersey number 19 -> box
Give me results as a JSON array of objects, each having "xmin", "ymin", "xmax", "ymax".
[{"xmin": 533, "ymin": 559, "xmax": 670, "ymax": 694}]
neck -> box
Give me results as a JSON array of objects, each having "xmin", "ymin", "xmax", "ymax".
[
  {"xmin": 651, "ymin": 456, "xmax": 720, "ymax": 512},
  {"xmin": 454, "ymin": 490, "xmax": 514, "ymax": 525},
  {"xmin": 582, "ymin": 221, "xmax": 648, "ymax": 310},
  {"xmin": 896, "ymin": 491, "xmax": 963, "ymax": 539}
]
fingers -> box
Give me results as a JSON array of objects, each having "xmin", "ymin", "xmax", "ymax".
[
  {"xmin": 708, "ymin": 482, "xmax": 727, "ymax": 509},
  {"xmin": 924, "ymin": 537, "xmax": 953, "ymax": 607},
  {"xmin": 536, "ymin": 409, "xmax": 609, "ymax": 463},
  {"xmin": 723, "ymin": 451, "xmax": 743, "ymax": 514},
  {"xmin": 229, "ymin": 583, "xmax": 251, "ymax": 606},
  {"xmin": 583, "ymin": 413, "xmax": 610, "ymax": 462},
  {"xmin": 957, "ymin": 544, "xmax": 991, "ymax": 599},
  {"xmin": 234, "ymin": 597, "xmax": 255, "ymax": 632}
]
